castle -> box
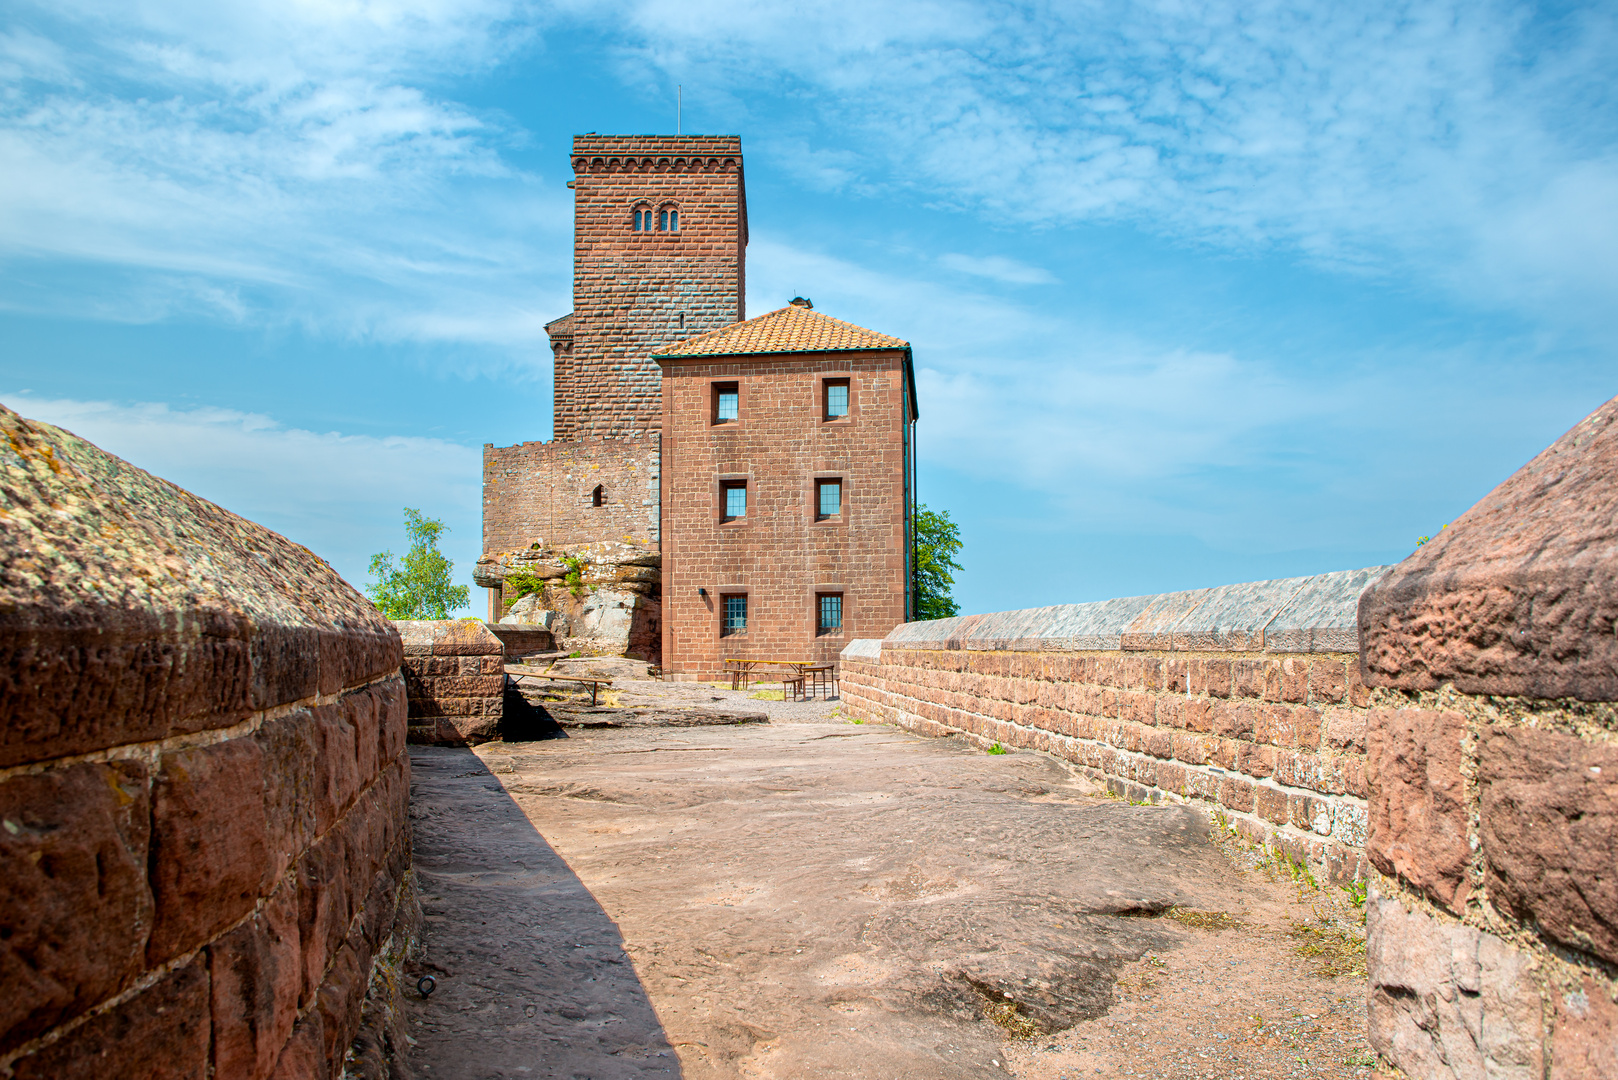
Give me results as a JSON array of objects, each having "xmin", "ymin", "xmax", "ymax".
[{"xmin": 479, "ymin": 135, "xmax": 919, "ymax": 677}]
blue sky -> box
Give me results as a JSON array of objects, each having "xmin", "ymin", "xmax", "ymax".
[{"xmin": 3, "ymin": 0, "xmax": 1615, "ymax": 616}]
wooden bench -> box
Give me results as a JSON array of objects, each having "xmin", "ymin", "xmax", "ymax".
[{"xmin": 507, "ymin": 668, "xmax": 613, "ymax": 706}]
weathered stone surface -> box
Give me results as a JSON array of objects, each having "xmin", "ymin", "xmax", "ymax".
[
  {"xmin": 209, "ymin": 878, "xmax": 301, "ymax": 1080},
  {"xmin": 882, "ymin": 568, "xmax": 1386, "ymax": 654},
  {"xmin": 1367, "ymin": 891, "xmax": 1544, "ymax": 1079},
  {"xmin": 268, "ymin": 1011, "xmax": 325, "ymax": 1080},
  {"xmin": 1480, "ymin": 724, "xmax": 1618, "ymax": 964},
  {"xmin": 1551, "ymin": 976, "xmax": 1618, "ymax": 1080},
  {"xmin": 11, "ymin": 956, "xmax": 212, "ymax": 1080},
  {"xmin": 1360, "ymin": 394, "xmax": 1618, "ymax": 700},
  {"xmin": 148, "ymin": 738, "xmax": 276, "ymax": 965},
  {"xmin": 0, "ymin": 403, "xmax": 402, "ymax": 768},
  {"xmin": 1366, "ymin": 708, "xmax": 1472, "ymax": 912},
  {"xmin": 394, "ymin": 618, "xmax": 503, "ymax": 657},
  {"xmin": 0, "ymin": 760, "xmax": 152, "ymax": 1054}
]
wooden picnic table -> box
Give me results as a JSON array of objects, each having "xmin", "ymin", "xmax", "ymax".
[{"xmin": 723, "ymin": 658, "xmax": 837, "ymax": 699}]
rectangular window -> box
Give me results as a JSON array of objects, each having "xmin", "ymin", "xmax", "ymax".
[
  {"xmin": 818, "ymin": 593, "xmax": 843, "ymax": 634},
  {"xmin": 816, "ymin": 479, "xmax": 841, "ymax": 519},
  {"xmin": 825, "ymin": 379, "xmax": 850, "ymax": 419},
  {"xmin": 721, "ymin": 480, "xmax": 747, "ymax": 521},
  {"xmin": 722, "ymin": 594, "xmax": 747, "ymax": 636},
  {"xmin": 714, "ymin": 382, "xmax": 739, "ymax": 423}
]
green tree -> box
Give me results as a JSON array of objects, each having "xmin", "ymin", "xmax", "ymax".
[
  {"xmin": 912, "ymin": 503, "xmax": 964, "ymax": 621},
  {"xmin": 366, "ymin": 508, "xmax": 470, "ymax": 619}
]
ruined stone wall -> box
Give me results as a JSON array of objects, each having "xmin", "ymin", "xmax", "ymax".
[
  {"xmin": 481, "ymin": 434, "xmax": 661, "ymax": 557},
  {"xmin": 563, "ymin": 134, "xmax": 746, "ymax": 440},
  {"xmin": 0, "ymin": 403, "xmax": 416, "ymax": 1080},
  {"xmin": 840, "ymin": 568, "xmax": 1390, "ymax": 883},
  {"xmin": 1358, "ymin": 395, "xmax": 1618, "ymax": 1079},
  {"xmin": 397, "ymin": 620, "xmax": 506, "ymax": 746}
]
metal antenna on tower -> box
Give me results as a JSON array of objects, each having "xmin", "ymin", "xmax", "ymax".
[{"xmin": 677, "ymin": 85, "xmax": 682, "ymax": 135}]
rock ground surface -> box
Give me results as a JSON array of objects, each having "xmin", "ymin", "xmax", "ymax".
[{"xmin": 405, "ymin": 677, "xmax": 1384, "ymax": 1079}]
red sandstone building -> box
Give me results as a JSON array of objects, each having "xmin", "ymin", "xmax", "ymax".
[{"xmin": 482, "ymin": 134, "xmax": 919, "ymax": 678}]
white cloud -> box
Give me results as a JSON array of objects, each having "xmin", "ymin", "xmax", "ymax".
[
  {"xmin": 2, "ymin": 393, "xmax": 484, "ymax": 594},
  {"xmin": 937, "ymin": 253, "xmax": 1056, "ymax": 285}
]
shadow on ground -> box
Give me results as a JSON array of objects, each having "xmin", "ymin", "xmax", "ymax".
[{"xmin": 406, "ymin": 745, "xmax": 681, "ymax": 1078}]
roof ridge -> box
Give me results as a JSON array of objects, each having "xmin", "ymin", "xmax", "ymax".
[{"xmin": 655, "ymin": 304, "xmax": 909, "ymax": 359}]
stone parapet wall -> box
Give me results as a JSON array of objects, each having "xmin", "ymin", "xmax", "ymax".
[
  {"xmin": 0, "ymin": 403, "xmax": 417, "ymax": 1080},
  {"xmin": 840, "ymin": 567, "xmax": 1389, "ymax": 883},
  {"xmin": 397, "ymin": 620, "xmax": 506, "ymax": 746},
  {"xmin": 1359, "ymin": 394, "xmax": 1618, "ymax": 1079},
  {"xmin": 482, "ymin": 435, "xmax": 660, "ymax": 557}
]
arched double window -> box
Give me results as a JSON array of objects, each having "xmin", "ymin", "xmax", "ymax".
[
  {"xmin": 631, "ymin": 203, "xmax": 653, "ymax": 232},
  {"xmin": 658, "ymin": 204, "xmax": 679, "ymax": 232}
]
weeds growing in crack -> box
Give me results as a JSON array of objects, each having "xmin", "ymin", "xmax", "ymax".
[
  {"xmin": 1165, "ymin": 907, "xmax": 1244, "ymax": 931},
  {"xmin": 1290, "ymin": 923, "xmax": 1369, "ymax": 977},
  {"xmin": 975, "ymin": 990, "xmax": 1040, "ymax": 1039}
]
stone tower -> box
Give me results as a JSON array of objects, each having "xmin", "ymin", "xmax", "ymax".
[{"xmin": 552, "ymin": 134, "xmax": 748, "ymax": 440}]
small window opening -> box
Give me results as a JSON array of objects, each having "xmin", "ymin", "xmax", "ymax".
[
  {"xmin": 825, "ymin": 379, "xmax": 850, "ymax": 419},
  {"xmin": 714, "ymin": 382, "xmax": 739, "ymax": 423},
  {"xmin": 660, "ymin": 208, "xmax": 679, "ymax": 232},
  {"xmin": 816, "ymin": 479, "xmax": 842, "ymax": 519},
  {"xmin": 722, "ymin": 594, "xmax": 747, "ymax": 636},
  {"xmin": 633, "ymin": 207, "xmax": 650, "ymax": 232},
  {"xmin": 721, "ymin": 480, "xmax": 747, "ymax": 522},
  {"xmin": 818, "ymin": 593, "xmax": 843, "ymax": 635},
  {"xmin": 592, "ymin": 484, "xmax": 604, "ymax": 507}
]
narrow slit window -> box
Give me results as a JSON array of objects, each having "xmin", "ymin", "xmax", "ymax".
[
  {"xmin": 818, "ymin": 594, "xmax": 843, "ymax": 634},
  {"xmin": 592, "ymin": 484, "xmax": 604, "ymax": 507},
  {"xmin": 721, "ymin": 481, "xmax": 747, "ymax": 521},
  {"xmin": 714, "ymin": 383, "xmax": 739, "ymax": 423},
  {"xmin": 816, "ymin": 479, "xmax": 841, "ymax": 519},
  {"xmin": 722, "ymin": 595, "xmax": 747, "ymax": 636},
  {"xmin": 825, "ymin": 379, "xmax": 850, "ymax": 419}
]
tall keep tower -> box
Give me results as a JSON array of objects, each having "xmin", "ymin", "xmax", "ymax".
[{"xmin": 552, "ymin": 135, "xmax": 748, "ymax": 440}]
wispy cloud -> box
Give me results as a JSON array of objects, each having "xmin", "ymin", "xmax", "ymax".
[
  {"xmin": 937, "ymin": 253, "xmax": 1056, "ymax": 285},
  {"xmin": 0, "ymin": 0, "xmax": 566, "ymax": 356},
  {"xmin": 3, "ymin": 393, "xmax": 484, "ymax": 592},
  {"xmin": 593, "ymin": 0, "xmax": 1618, "ymax": 332}
]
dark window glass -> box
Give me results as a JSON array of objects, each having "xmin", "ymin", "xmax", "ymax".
[
  {"xmin": 723, "ymin": 595, "xmax": 747, "ymax": 635},
  {"xmin": 816, "ymin": 480, "xmax": 841, "ymax": 518},
  {"xmin": 826, "ymin": 381, "xmax": 849, "ymax": 418},
  {"xmin": 660, "ymin": 208, "xmax": 679, "ymax": 232},
  {"xmin": 722, "ymin": 482, "xmax": 747, "ymax": 521},
  {"xmin": 633, "ymin": 209, "xmax": 647, "ymax": 232},
  {"xmin": 818, "ymin": 594, "xmax": 843, "ymax": 632}
]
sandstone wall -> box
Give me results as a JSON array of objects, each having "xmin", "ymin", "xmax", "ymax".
[
  {"xmin": 481, "ymin": 435, "xmax": 660, "ymax": 559},
  {"xmin": 0, "ymin": 403, "xmax": 416, "ymax": 1080},
  {"xmin": 397, "ymin": 620, "xmax": 506, "ymax": 746},
  {"xmin": 1358, "ymin": 394, "xmax": 1618, "ymax": 1079},
  {"xmin": 563, "ymin": 134, "xmax": 746, "ymax": 440},
  {"xmin": 840, "ymin": 567, "xmax": 1389, "ymax": 882}
]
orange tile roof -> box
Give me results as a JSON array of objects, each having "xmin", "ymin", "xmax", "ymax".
[{"xmin": 655, "ymin": 304, "xmax": 909, "ymax": 358}]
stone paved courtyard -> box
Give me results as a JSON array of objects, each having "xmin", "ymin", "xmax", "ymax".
[{"xmin": 405, "ymin": 700, "xmax": 1381, "ymax": 1080}]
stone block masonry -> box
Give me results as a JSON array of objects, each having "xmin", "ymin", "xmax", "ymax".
[
  {"xmin": 563, "ymin": 134, "xmax": 746, "ymax": 440},
  {"xmin": 397, "ymin": 619, "xmax": 506, "ymax": 746},
  {"xmin": 1359, "ymin": 393, "xmax": 1618, "ymax": 1080},
  {"xmin": 0, "ymin": 402, "xmax": 418, "ymax": 1079},
  {"xmin": 840, "ymin": 566, "xmax": 1390, "ymax": 883},
  {"xmin": 482, "ymin": 434, "xmax": 660, "ymax": 558}
]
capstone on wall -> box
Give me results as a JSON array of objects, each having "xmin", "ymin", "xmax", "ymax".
[
  {"xmin": 840, "ymin": 567, "xmax": 1390, "ymax": 883},
  {"xmin": 562, "ymin": 134, "xmax": 747, "ymax": 440},
  {"xmin": 1358, "ymin": 394, "xmax": 1618, "ymax": 1080},
  {"xmin": 482, "ymin": 434, "xmax": 661, "ymax": 558},
  {"xmin": 396, "ymin": 620, "xmax": 507, "ymax": 746},
  {"xmin": 0, "ymin": 402, "xmax": 416, "ymax": 1080}
]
